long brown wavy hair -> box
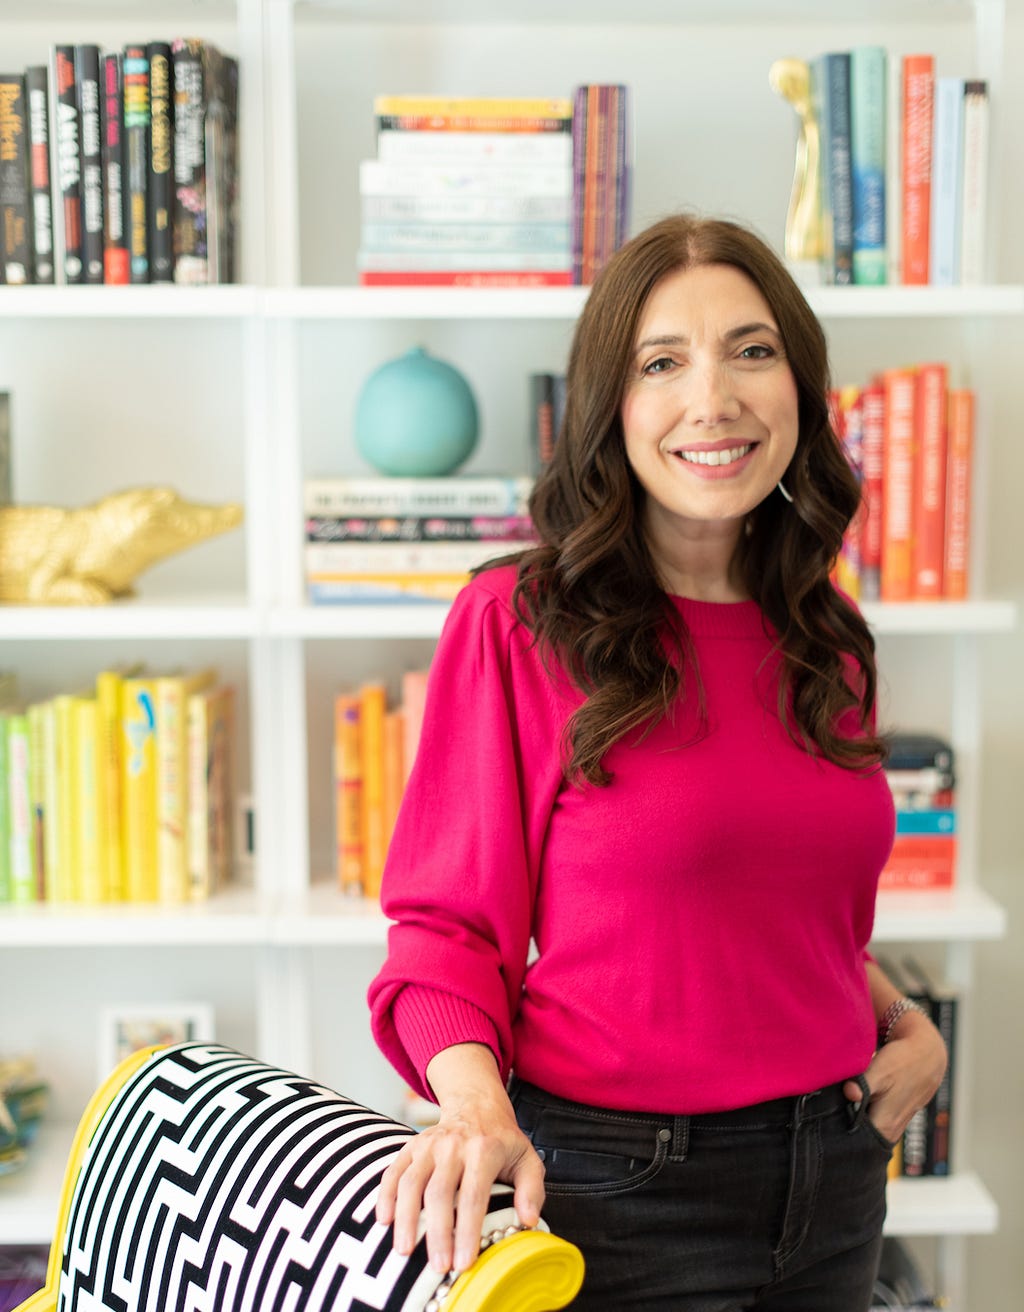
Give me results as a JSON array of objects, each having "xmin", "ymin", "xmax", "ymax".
[{"xmin": 497, "ymin": 213, "xmax": 886, "ymax": 785}]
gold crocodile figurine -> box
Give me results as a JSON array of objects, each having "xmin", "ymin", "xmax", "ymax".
[{"xmin": 0, "ymin": 486, "xmax": 244, "ymax": 604}]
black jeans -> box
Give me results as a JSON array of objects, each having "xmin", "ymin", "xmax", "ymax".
[{"xmin": 509, "ymin": 1075, "xmax": 892, "ymax": 1311}]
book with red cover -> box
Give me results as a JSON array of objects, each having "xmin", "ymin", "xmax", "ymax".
[
  {"xmin": 901, "ymin": 54, "xmax": 935, "ymax": 285},
  {"xmin": 911, "ymin": 363, "xmax": 948, "ymax": 598},
  {"xmin": 880, "ymin": 369, "xmax": 916, "ymax": 601},
  {"xmin": 879, "ymin": 834, "xmax": 956, "ymax": 890},
  {"xmin": 943, "ymin": 388, "xmax": 974, "ymax": 599},
  {"xmin": 858, "ymin": 379, "xmax": 886, "ymax": 601}
]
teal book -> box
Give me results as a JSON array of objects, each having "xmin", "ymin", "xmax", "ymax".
[{"xmin": 850, "ymin": 46, "xmax": 887, "ymax": 284}]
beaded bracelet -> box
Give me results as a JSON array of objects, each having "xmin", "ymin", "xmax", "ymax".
[
  {"xmin": 425, "ymin": 1223, "xmax": 531, "ymax": 1311},
  {"xmin": 877, "ymin": 996, "xmax": 929, "ymax": 1046}
]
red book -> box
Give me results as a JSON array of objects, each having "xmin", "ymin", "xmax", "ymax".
[
  {"xmin": 901, "ymin": 55, "xmax": 935, "ymax": 284},
  {"xmin": 943, "ymin": 388, "xmax": 974, "ymax": 599},
  {"xmin": 358, "ymin": 270, "xmax": 572, "ymax": 287},
  {"xmin": 881, "ymin": 369, "xmax": 916, "ymax": 601},
  {"xmin": 911, "ymin": 363, "xmax": 948, "ymax": 598},
  {"xmin": 859, "ymin": 380, "xmax": 886, "ymax": 601},
  {"xmin": 879, "ymin": 835, "xmax": 957, "ymax": 890}
]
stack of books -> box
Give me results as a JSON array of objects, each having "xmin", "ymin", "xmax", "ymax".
[
  {"xmin": 0, "ymin": 666, "xmax": 236, "ymax": 907},
  {"xmin": 333, "ymin": 670, "xmax": 428, "ymax": 900},
  {"xmin": 0, "ymin": 38, "xmax": 238, "ymax": 287},
  {"xmin": 831, "ymin": 365, "xmax": 973, "ymax": 602},
  {"xmin": 880, "ymin": 733, "xmax": 956, "ymax": 891},
  {"xmin": 304, "ymin": 476, "xmax": 536, "ymax": 604},
  {"xmin": 807, "ymin": 47, "xmax": 989, "ymax": 285},
  {"xmin": 528, "ymin": 372, "xmax": 567, "ymax": 475},
  {"xmin": 571, "ymin": 84, "xmax": 631, "ymax": 285},
  {"xmin": 357, "ymin": 95, "xmax": 574, "ymax": 288}
]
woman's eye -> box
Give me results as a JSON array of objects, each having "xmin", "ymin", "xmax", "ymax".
[
  {"xmin": 739, "ymin": 344, "xmax": 774, "ymax": 360},
  {"xmin": 642, "ymin": 356, "xmax": 676, "ymax": 375}
]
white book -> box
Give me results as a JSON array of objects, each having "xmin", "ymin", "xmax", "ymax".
[
  {"xmin": 959, "ymin": 80, "xmax": 989, "ymax": 285},
  {"xmin": 361, "ymin": 194, "xmax": 572, "ymax": 223},
  {"xmin": 376, "ymin": 129, "xmax": 573, "ymax": 166},
  {"xmin": 305, "ymin": 541, "xmax": 516, "ymax": 576},
  {"xmin": 356, "ymin": 250, "xmax": 572, "ymax": 271},
  {"xmin": 929, "ymin": 76, "xmax": 965, "ymax": 287},
  {"xmin": 359, "ymin": 159, "xmax": 572, "ymax": 197},
  {"xmin": 304, "ymin": 475, "xmax": 533, "ymax": 518}
]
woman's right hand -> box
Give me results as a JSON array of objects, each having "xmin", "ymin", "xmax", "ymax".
[{"xmin": 375, "ymin": 1043, "xmax": 546, "ymax": 1275}]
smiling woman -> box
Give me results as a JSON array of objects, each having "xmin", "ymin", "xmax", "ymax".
[{"xmin": 367, "ymin": 213, "xmax": 949, "ymax": 1312}]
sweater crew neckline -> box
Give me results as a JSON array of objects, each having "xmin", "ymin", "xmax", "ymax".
[{"xmin": 669, "ymin": 594, "xmax": 772, "ymax": 640}]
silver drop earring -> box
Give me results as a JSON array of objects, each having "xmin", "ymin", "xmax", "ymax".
[{"xmin": 776, "ymin": 480, "xmax": 794, "ymax": 503}]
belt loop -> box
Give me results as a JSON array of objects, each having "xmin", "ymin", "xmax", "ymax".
[
  {"xmin": 846, "ymin": 1073, "xmax": 871, "ymax": 1130},
  {"xmin": 669, "ymin": 1114, "xmax": 689, "ymax": 1162}
]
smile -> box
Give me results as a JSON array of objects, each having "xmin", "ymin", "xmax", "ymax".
[{"xmin": 674, "ymin": 444, "xmax": 754, "ymax": 467}]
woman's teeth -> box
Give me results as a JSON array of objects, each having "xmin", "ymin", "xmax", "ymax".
[{"xmin": 676, "ymin": 444, "xmax": 753, "ymax": 467}]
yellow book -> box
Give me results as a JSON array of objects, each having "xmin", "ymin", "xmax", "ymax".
[
  {"xmin": 186, "ymin": 682, "xmax": 235, "ymax": 901},
  {"xmin": 155, "ymin": 667, "xmax": 216, "ymax": 902},
  {"xmin": 121, "ymin": 675, "xmax": 158, "ymax": 902},
  {"xmin": 95, "ymin": 666, "xmax": 143, "ymax": 903},
  {"xmin": 73, "ymin": 697, "xmax": 104, "ymax": 904},
  {"xmin": 26, "ymin": 702, "xmax": 47, "ymax": 901},
  {"xmin": 52, "ymin": 693, "xmax": 79, "ymax": 902},
  {"xmin": 333, "ymin": 692, "xmax": 363, "ymax": 896},
  {"xmin": 6, "ymin": 713, "xmax": 37, "ymax": 904},
  {"xmin": 373, "ymin": 94, "xmax": 573, "ymax": 120},
  {"xmin": 35, "ymin": 698, "xmax": 62, "ymax": 904},
  {"xmin": 359, "ymin": 682, "xmax": 387, "ymax": 900},
  {"xmin": 383, "ymin": 706, "xmax": 405, "ymax": 855}
]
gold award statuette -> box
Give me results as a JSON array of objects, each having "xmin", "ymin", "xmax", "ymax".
[
  {"xmin": 769, "ymin": 57, "xmax": 825, "ymax": 273},
  {"xmin": 0, "ymin": 486, "xmax": 243, "ymax": 604}
]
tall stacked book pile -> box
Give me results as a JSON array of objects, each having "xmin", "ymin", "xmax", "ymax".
[
  {"xmin": 831, "ymin": 363, "xmax": 973, "ymax": 602},
  {"xmin": 880, "ymin": 732, "xmax": 957, "ymax": 892},
  {"xmin": 0, "ymin": 38, "xmax": 238, "ymax": 286},
  {"xmin": 304, "ymin": 475, "xmax": 537, "ymax": 604},
  {"xmin": 570, "ymin": 83, "xmax": 631, "ymax": 285},
  {"xmin": 0, "ymin": 666, "xmax": 236, "ymax": 907},
  {"xmin": 358, "ymin": 95, "xmax": 575, "ymax": 288},
  {"xmin": 805, "ymin": 47, "xmax": 989, "ymax": 285}
]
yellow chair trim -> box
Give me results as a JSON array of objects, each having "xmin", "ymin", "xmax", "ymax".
[
  {"xmin": 12, "ymin": 1046, "xmax": 165, "ymax": 1312},
  {"xmin": 445, "ymin": 1229, "xmax": 585, "ymax": 1312}
]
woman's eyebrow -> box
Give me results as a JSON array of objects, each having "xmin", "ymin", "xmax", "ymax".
[{"xmin": 632, "ymin": 322, "xmax": 781, "ymax": 356}]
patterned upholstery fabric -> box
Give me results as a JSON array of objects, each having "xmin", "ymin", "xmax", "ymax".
[{"xmin": 55, "ymin": 1042, "xmax": 537, "ymax": 1311}]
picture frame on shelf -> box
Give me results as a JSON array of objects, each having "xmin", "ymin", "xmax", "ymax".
[{"xmin": 97, "ymin": 1003, "xmax": 215, "ymax": 1082}]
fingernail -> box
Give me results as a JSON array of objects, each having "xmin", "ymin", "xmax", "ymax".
[
  {"xmin": 431, "ymin": 1253, "xmax": 449, "ymax": 1273},
  {"xmin": 455, "ymin": 1248, "xmax": 473, "ymax": 1271}
]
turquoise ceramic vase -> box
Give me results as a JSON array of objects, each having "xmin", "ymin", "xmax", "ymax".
[{"xmin": 354, "ymin": 346, "xmax": 480, "ymax": 477}]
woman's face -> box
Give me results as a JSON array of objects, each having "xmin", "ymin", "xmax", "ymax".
[{"xmin": 620, "ymin": 262, "xmax": 800, "ymax": 539}]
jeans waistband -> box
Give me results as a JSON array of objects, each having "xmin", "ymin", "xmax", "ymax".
[{"xmin": 509, "ymin": 1075, "xmax": 855, "ymax": 1134}]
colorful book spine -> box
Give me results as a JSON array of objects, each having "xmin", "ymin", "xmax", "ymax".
[
  {"xmin": 123, "ymin": 43, "xmax": 150, "ymax": 283},
  {"xmin": 849, "ymin": 45, "xmax": 887, "ymax": 285},
  {"xmin": 0, "ymin": 713, "xmax": 10, "ymax": 900},
  {"xmin": 186, "ymin": 682, "xmax": 234, "ymax": 900},
  {"xmin": 53, "ymin": 693, "xmax": 78, "ymax": 901},
  {"xmin": 305, "ymin": 541, "xmax": 514, "ymax": 576},
  {"xmin": 356, "ymin": 250, "xmax": 572, "ymax": 272},
  {"xmin": 74, "ymin": 697, "xmax": 104, "ymax": 903},
  {"xmin": 333, "ymin": 692, "xmax": 364, "ymax": 896},
  {"xmin": 373, "ymin": 95, "xmax": 574, "ymax": 120},
  {"xmin": 27, "ymin": 703, "xmax": 46, "ymax": 899},
  {"xmin": 171, "ymin": 38, "xmax": 208, "ymax": 285},
  {"xmin": 901, "ymin": 54, "xmax": 935, "ymax": 285},
  {"xmin": 96, "ymin": 669, "xmax": 127, "ymax": 900},
  {"xmin": 38, "ymin": 699, "xmax": 61, "ymax": 903},
  {"xmin": 943, "ymin": 388, "xmax": 974, "ymax": 599},
  {"xmin": 858, "ymin": 379, "xmax": 885, "ymax": 601},
  {"xmin": 880, "ymin": 369, "xmax": 916, "ymax": 601},
  {"xmin": 121, "ymin": 675, "xmax": 158, "ymax": 901},
  {"xmin": 75, "ymin": 44, "xmax": 104, "ymax": 283},
  {"xmin": 306, "ymin": 514, "xmax": 536, "ymax": 544},
  {"xmin": 819, "ymin": 53, "xmax": 854, "ymax": 285},
  {"xmin": 304, "ymin": 476, "xmax": 533, "ymax": 518},
  {"xmin": 359, "ymin": 683, "xmax": 387, "ymax": 900},
  {"xmin": 358, "ymin": 269, "xmax": 572, "ymax": 288},
  {"xmin": 929, "ymin": 76, "xmax": 965, "ymax": 287},
  {"xmin": 6, "ymin": 714, "xmax": 36, "ymax": 902},
  {"xmin": 201, "ymin": 47, "xmax": 239, "ymax": 285},
  {"xmin": 156, "ymin": 668, "xmax": 215, "ymax": 903},
  {"xmin": 309, "ymin": 576, "xmax": 471, "ymax": 605},
  {"xmin": 0, "ymin": 73, "xmax": 32, "ymax": 285},
  {"xmin": 911, "ymin": 363, "xmax": 948, "ymax": 598},
  {"xmin": 146, "ymin": 41, "xmax": 174, "ymax": 282},
  {"xmin": 24, "ymin": 67, "xmax": 54, "ymax": 284},
  {"xmin": 51, "ymin": 45, "xmax": 83, "ymax": 283},
  {"xmin": 102, "ymin": 53, "xmax": 129, "ymax": 285},
  {"xmin": 377, "ymin": 113, "xmax": 571, "ymax": 133},
  {"xmin": 879, "ymin": 835, "xmax": 957, "ymax": 890},
  {"xmin": 958, "ymin": 81, "xmax": 989, "ymax": 285}
]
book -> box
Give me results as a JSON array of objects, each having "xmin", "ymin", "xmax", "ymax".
[
  {"xmin": 377, "ymin": 112, "xmax": 571, "ymax": 133},
  {"xmin": 894, "ymin": 808, "xmax": 955, "ymax": 836},
  {"xmin": 359, "ymin": 159, "xmax": 571, "ymax": 198},
  {"xmin": 359, "ymin": 682, "xmax": 387, "ymax": 900},
  {"xmin": 6, "ymin": 714, "xmax": 36, "ymax": 903},
  {"xmin": 305, "ymin": 540, "xmax": 514, "ymax": 576},
  {"xmin": 205, "ymin": 50, "xmax": 240, "ymax": 284},
  {"xmin": 943, "ymin": 388, "xmax": 973, "ymax": 599},
  {"xmin": 24, "ymin": 66, "xmax": 54, "ymax": 284},
  {"xmin": 186, "ymin": 682, "xmax": 235, "ymax": 900},
  {"xmin": 361, "ymin": 193, "xmax": 571, "ymax": 224},
  {"xmin": 75, "ymin": 45, "xmax": 104, "ymax": 284},
  {"xmin": 358, "ymin": 269, "xmax": 573, "ymax": 288},
  {"xmin": 383, "ymin": 707, "xmax": 404, "ymax": 859},
  {"xmin": 96, "ymin": 667, "xmax": 134, "ymax": 901},
  {"xmin": 171, "ymin": 38, "xmax": 212, "ymax": 284},
  {"xmin": 900, "ymin": 54, "xmax": 934, "ymax": 285},
  {"xmin": 571, "ymin": 84, "xmax": 631, "ymax": 286},
  {"xmin": 958, "ymin": 81, "xmax": 989, "ymax": 285},
  {"xmin": 121, "ymin": 673, "xmax": 158, "ymax": 901},
  {"xmin": 911, "ymin": 363, "xmax": 948, "ymax": 598},
  {"xmin": 886, "ymin": 765, "xmax": 956, "ymax": 796},
  {"xmin": 359, "ymin": 221, "xmax": 570, "ymax": 254},
  {"xmin": 0, "ymin": 712, "xmax": 10, "ymax": 900},
  {"xmin": 901, "ymin": 955, "xmax": 957, "ymax": 1175},
  {"xmin": 304, "ymin": 475, "xmax": 533, "ymax": 518},
  {"xmin": 101, "ymin": 53, "xmax": 129, "ymax": 284},
  {"xmin": 880, "ymin": 368, "xmax": 916, "ymax": 601},
  {"xmin": 376, "ymin": 129, "xmax": 572, "ymax": 167},
  {"xmin": 51, "ymin": 46, "xmax": 82, "ymax": 284},
  {"xmin": 400, "ymin": 669, "xmax": 430, "ymax": 786},
  {"xmin": 815, "ymin": 53, "xmax": 854, "ymax": 285},
  {"xmin": 52, "ymin": 693, "xmax": 78, "ymax": 901},
  {"xmin": 356, "ymin": 250, "xmax": 572, "ymax": 272},
  {"xmin": 333, "ymin": 692, "xmax": 363, "ymax": 896},
  {"xmin": 155, "ymin": 668, "xmax": 216, "ymax": 902},
  {"xmin": 373, "ymin": 95, "xmax": 574, "ymax": 122},
  {"xmin": 849, "ymin": 46, "xmax": 887, "ymax": 286},
  {"xmin": 123, "ymin": 43, "xmax": 150, "ymax": 284},
  {"xmin": 146, "ymin": 41, "xmax": 174, "ymax": 283},
  {"xmin": 879, "ymin": 835, "xmax": 956, "ymax": 890},
  {"xmin": 73, "ymin": 696, "xmax": 104, "ymax": 903},
  {"xmin": 530, "ymin": 373, "xmax": 566, "ymax": 474},
  {"xmin": 306, "ymin": 513, "xmax": 535, "ymax": 544},
  {"xmin": 889, "ymin": 732, "xmax": 954, "ymax": 772},
  {"xmin": 27, "ymin": 701, "xmax": 46, "ymax": 898},
  {"xmin": 929, "ymin": 76, "xmax": 965, "ymax": 287},
  {"xmin": 308, "ymin": 575, "xmax": 471, "ymax": 605},
  {"xmin": 0, "ymin": 391, "xmax": 10, "ymax": 505},
  {"xmin": 0, "ymin": 73, "xmax": 32, "ymax": 285}
]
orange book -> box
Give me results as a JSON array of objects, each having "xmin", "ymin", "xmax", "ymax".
[
  {"xmin": 880, "ymin": 369, "xmax": 917, "ymax": 601},
  {"xmin": 879, "ymin": 835, "xmax": 957, "ymax": 890},
  {"xmin": 859, "ymin": 379, "xmax": 886, "ymax": 601},
  {"xmin": 333, "ymin": 692, "xmax": 363, "ymax": 896},
  {"xmin": 944, "ymin": 389, "xmax": 974, "ymax": 599},
  {"xmin": 901, "ymin": 55, "xmax": 934, "ymax": 284},
  {"xmin": 383, "ymin": 707, "xmax": 405, "ymax": 852},
  {"xmin": 911, "ymin": 363, "xmax": 948, "ymax": 598},
  {"xmin": 400, "ymin": 669, "xmax": 430, "ymax": 785},
  {"xmin": 359, "ymin": 682, "xmax": 388, "ymax": 900}
]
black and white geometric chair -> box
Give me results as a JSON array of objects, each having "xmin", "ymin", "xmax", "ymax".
[{"xmin": 14, "ymin": 1042, "xmax": 584, "ymax": 1312}]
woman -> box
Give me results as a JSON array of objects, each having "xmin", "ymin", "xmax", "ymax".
[{"xmin": 367, "ymin": 214, "xmax": 947, "ymax": 1310}]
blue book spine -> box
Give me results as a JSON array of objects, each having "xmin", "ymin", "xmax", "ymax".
[
  {"xmin": 818, "ymin": 52, "xmax": 854, "ymax": 285},
  {"xmin": 850, "ymin": 46, "xmax": 887, "ymax": 285},
  {"xmin": 930, "ymin": 76, "xmax": 965, "ymax": 286},
  {"xmin": 895, "ymin": 809, "xmax": 957, "ymax": 836}
]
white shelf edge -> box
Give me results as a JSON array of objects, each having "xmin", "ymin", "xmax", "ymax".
[
  {"xmin": 885, "ymin": 1172, "xmax": 999, "ymax": 1236},
  {"xmin": 862, "ymin": 599, "xmax": 1018, "ymax": 634},
  {"xmin": 0, "ymin": 595, "xmax": 260, "ymax": 640},
  {"xmin": 873, "ymin": 885, "xmax": 1007, "ymax": 941},
  {"xmin": 805, "ymin": 284, "xmax": 1024, "ymax": 318},
  {"xmin": 0, "ymin": 284, "xmax": 260, "ymax": 319},
  {"xmin": 269, "ymin": 603, "xmax": 451, "ymax": 639}
]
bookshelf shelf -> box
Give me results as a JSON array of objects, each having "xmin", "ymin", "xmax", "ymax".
[
  {"xmin": 873, "ymin": 886, "xmax": 1007, "ymax": 942},
  {"xmin": 0, "ymin": 595, "xmax": 258, "ymax": 640},
  {"xmin": 862, "ymin": 600, "xmax": 1018, "ymax": 634},
  {"xmin": 885, "ymin": 1173, "xmax": 999, "ymax": 1237},
  {"xmin": 0, "ymin": 285, "xmax": 259, "ymax": 319}
]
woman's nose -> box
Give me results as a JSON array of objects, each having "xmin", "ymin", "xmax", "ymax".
[{"xmin": 682, "ymin": 362, "xmax": 742, "ymax": 427}]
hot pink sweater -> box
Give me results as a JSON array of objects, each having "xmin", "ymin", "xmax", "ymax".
[{"xmin": 368, "ymin": 565, "xmax": 895, "ymax": 1113}]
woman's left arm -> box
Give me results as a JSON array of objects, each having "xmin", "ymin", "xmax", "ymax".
[{"xmin": 842, "ymin": 959, "xmax": 949, "ymax": 1143}]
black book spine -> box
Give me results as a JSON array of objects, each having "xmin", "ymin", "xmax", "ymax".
[
  {"xmin": 52, "ymin": 45, "xmax": 83, "ymax": 283},
  {"xmin": 171, "ymin": 37, "xmax": 207, "ymax": 284},
  {"xmin": 123, "ymin": 43, "xmax": 149, "ymax": 283},
  {"xmin": 75, "ymin": 44, "xmax": 103, "ymax": 283},
  {"xmin": 146, "ymin": 41, "xmax": 173, "ymax": 282},
  {"xmin": 0, "ymin": 73, "xmax": 32, "ymax": 284},
  {"xmin": 102, "ymin": 53, "xmax": 128, "ymax": 284},
  {"xmin": 24, "ymin": 66, "xmax": 54, "ymax": 283},
  {"xmin": 205, "ymin": 49, "xmax": 239, "ymax": 284}
]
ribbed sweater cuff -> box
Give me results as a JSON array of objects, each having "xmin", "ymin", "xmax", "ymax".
[{"xmin": 392, "ymin": 986, "xmax": 501, "ymax": 1096}]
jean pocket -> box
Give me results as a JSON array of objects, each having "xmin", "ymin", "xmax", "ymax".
[
  {"xmin": 859, "ymin": 1115, "xmax": 899, "ymax": 1156},
  {"xmin": 532, "ymin": 1135, "xmax": 669, "ymax": 1196}
]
